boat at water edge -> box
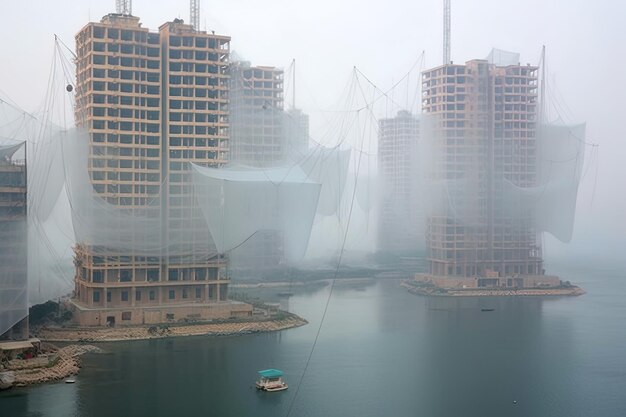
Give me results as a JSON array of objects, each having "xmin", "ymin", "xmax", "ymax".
[{"xmin": 255, "ymin": 369, "xmax": 288, "ymax": 392}]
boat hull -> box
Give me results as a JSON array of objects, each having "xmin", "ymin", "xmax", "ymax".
[{"xmin": 256, "ymin": 382, "xmax": 288, "ymax": 392}]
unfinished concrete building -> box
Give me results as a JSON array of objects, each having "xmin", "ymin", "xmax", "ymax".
[
  {"xmin": 228, "ymin": 62, "xmax": 287, "ymax": 276},
  {"xmin": 377, "ymin": 110, "xmax": 422, "ymax": 254},
  {"xmin": 72, "ymin": 13, "xmax": 250, "ymax": 326},
  {"xmin": 284, "ymin": 108, "xmax": 310, "ymax": 157},
  {"xmin": 158, "ymin": 18, "xmax": 230, "ymax": 299},
  {"xmin": 420, "ymin": 59, "xmax": 554, "ymax": 288},
  {"xmin": 0, "ymin": 143, "xmax": 28, "ymax": 340},
  {"xmin": 229, "ymin": 63, "xmax": 285, "ymax": 166}
]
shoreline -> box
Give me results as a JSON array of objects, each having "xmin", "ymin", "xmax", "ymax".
[
  {"xmin": 35, "ymin": 314, "xmax": 308, "ymax": 343},
  {"xmin": 401, "ymin": 280, "xmax": 585, "ymax": 297},
  {"xmin": 230, "ymin": 277, "xmax": 376, "ymax": 289},
  {"xmin": 1, "ymin": 345, "xmax": 102, "ymax": 389},
  {"xmin": 2, "ymin": 314, "xmax": 307, "ymax": 390}
]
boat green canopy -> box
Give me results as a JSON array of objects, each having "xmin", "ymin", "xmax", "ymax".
[{"xmin": 258, "ymin": 369, "xmax": 284, "ymax": 378}]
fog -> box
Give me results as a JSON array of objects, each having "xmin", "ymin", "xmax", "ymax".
[{"xmin": 0, "ymin": 0, "xmax": 625, "ymax": 320}]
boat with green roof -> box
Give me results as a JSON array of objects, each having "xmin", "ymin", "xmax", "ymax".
[{"xmin": 255, "ymin": 369, "xmax": 288, "ymax": 392}]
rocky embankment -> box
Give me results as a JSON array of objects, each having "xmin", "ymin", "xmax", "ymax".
[
  {"xmin": 401, "ymin": 280, "xmax": 585, "ymax": 297},
  {"xmin": 36, "ymin": 315, "xmax": 307, "ymax": 343},
  {"xmin": 0, "ymin": 345, "xmax": 102, "ymax": 390}
]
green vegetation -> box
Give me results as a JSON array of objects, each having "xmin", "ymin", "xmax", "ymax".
[{"xmin": 29, "ymin": 301, "xmax": 73, "ymax": 327}]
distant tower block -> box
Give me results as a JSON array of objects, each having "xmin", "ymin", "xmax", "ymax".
[
  {"xmin": 190, "ymin": 0, "xmax": 200, "ymax": 30},
  {"xmin": 229, "ymin": 62, "xmax": 285, "ymax": 166},
  {"xmin": 115, "ymin": 0, "xmax": 132, "ymax": 15},
  {"xmin": 443, "ymin": 0, "xmax": 451, "ymax": 64},
  {"xmin": 377, "ymin": 111, "xmax": 422, "ymax": 254}
]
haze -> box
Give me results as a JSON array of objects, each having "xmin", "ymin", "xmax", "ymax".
[{"xmin": 1, "ymin": 0, "xmax": 624, "ymax": 263}]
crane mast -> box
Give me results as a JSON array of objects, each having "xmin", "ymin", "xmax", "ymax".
[
  {"xmin": 190, "ymin": 0, "xmax": 200, "ymax": 30},
  {"xmin": 115, "ymin": 0, "xmax": 132, "ymax": 15},
  {"xmin": 443, "ymin": 0, "xmax": 451, "ymax": 65}
]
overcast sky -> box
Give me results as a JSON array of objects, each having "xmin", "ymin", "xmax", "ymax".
[{"xmin": 1, "ymin": 0, "xmax": 625, "ymax": 261}]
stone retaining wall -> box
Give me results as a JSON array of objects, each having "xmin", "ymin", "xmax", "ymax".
[
  {"xmin": 36, "ymin": 315, "xmax": 307, "ymax": 342},
  {"xmin": 2, "ymin": 345, "xmax": 102, "ymax": 389},
  {"xmin": 402, "ymin": 280, "xmax": 585, "ymax": 297}
]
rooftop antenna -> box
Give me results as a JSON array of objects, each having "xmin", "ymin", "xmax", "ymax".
[
  {"xmin": 190, "ymin": 0, "xmax": 200, "ymax": 30},
  {"xmin": 115, "ymin": 0, "xmax": 132, "ymax": 15},
  {"xmin": 443, "ymin": 0, "xmax": 451, "ymax": 65}
]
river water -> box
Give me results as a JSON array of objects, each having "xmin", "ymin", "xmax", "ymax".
[{"xmin": 2, "ymin": 258, "xmax": 626, "ymax": 417}]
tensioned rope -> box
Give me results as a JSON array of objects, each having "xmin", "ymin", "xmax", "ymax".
[{"xmin": 283, "ymin": 67, "xmax": 373, "ymax": 417}]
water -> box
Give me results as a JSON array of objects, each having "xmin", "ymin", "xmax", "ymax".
[{"xmin": 2, "ymin": 259, "xmax": 626, "ymax": 417}]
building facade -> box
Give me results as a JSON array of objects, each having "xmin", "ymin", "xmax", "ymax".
[
  {"xmin": 377, "ymin": 110, "xmax": 422, "ymax": 254},
  {"xmin": 158, "ymin": 18, "xmax": 230, "ymax": 291},
  {"xmin": 421, "ymin": 59, "xmax": 542, "ymax": 285},
  {"xmin": 72, "ymin": 13, "xmax": 250, "ymax": 326},
  {"xmin": 0, "ymin": 143, "xmax": 28, "ymax": 340}
]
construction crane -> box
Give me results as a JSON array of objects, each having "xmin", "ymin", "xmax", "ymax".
[
  {"xmin": 443, "ymin": 0, "xmax": 451, "ymax": 65},
  {"xmin": 190, "ymin": 0, "xmax": 200, "ymax": 31},
  {"xmin": 116, "ymin": 0, "xmax": 132, "ymax": 15}
]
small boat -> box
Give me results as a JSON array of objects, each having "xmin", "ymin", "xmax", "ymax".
[
  {"xmin": 65, "ymin": 377, "xmax": 76, "ymax": 384},
  {"xmin": 481, "ymin": 308, "xmax": 495, "ymax": 312},
  {"xmin": 255, "ymin": 369, "xmax": 288, "ymax": 392}
]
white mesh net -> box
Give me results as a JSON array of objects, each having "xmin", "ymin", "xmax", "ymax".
[{"xmin": 0, "ymin": 141, "xmax": 27, "ymax": 337}]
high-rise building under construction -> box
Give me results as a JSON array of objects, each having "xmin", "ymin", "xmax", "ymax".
[
  {"xmin": 229, "ymin": 62, "xmax": 285, "ymax": 167},
  {"xmin": 228, "ymin": 62, "xmax": 287, "ymax": 274},
  {"xmin": 0, "ymin": 143, "xmax": 28, "ymax": 340},
  {"xmin": 72, "ymin": 12, "xmax": 251, "ymax": 326},
  {"xmin": 377, "ymin": 110, "xmax": 422, "ymax": 254},
  {"xmin": 421, "ymin": 59, "xmax": 550, "ymax": 286}
]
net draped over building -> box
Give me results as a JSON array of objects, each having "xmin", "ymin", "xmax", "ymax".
[
  {"xmin": 0, "ymin": 143, "xmax": 28, "ymax": 339},
  {"xmin": 67, "ymin": 13, "xmax": 326, "ymax": 324},
  {"xmin": 420, "ymin": 56, "xmax": 585, "ymax": 285},
  {"xmin": 0, "ymin": 29, "xmax": 589, "ymax": 331},
  {"xmin": 71, "ymin": 14, "xmax": 246, "ymax": 325},
  {"xmin": 228, "ymin": 62, "xmax": 287, "ymax": 273}
]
